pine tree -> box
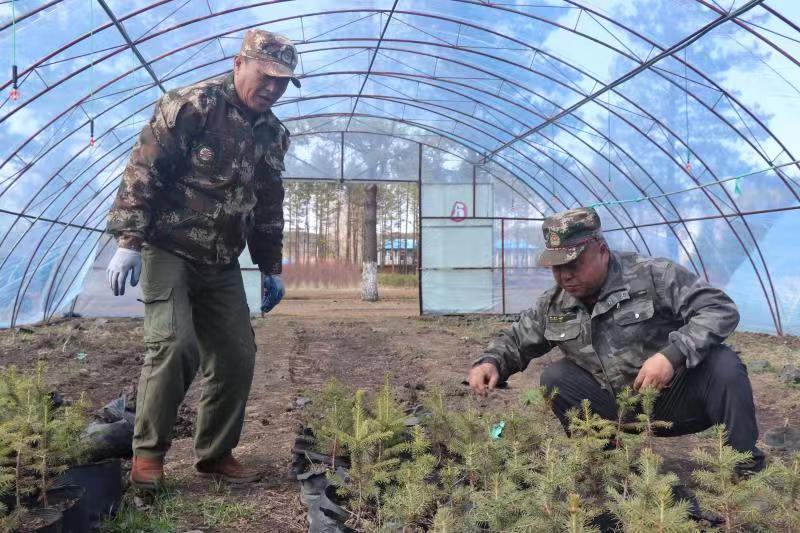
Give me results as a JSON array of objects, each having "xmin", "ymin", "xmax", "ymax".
[
  {"xmin": 329, "ymin": 390, "xmax": 400, "ymax": 516},
  {"xmin": 608, "ymin": 448, "xmax": 696, "ymax": 532},
  {"xmin": 423, "ymin": 387, "xmax": 457, "ymax": 458},
  {"xmin": 605, "ymin": 388, "xmax": 646, "ymax": 502},
  {"xmin": 380, "ymin": 426, "xmax": 439, "ymax": 528},
  {"xmin": 521, "ymin": 437, "xmax": 582, "ymax": 532},
  {"xmin": 0, "ymin": 365, "xmax": 43, "ymax": 509},
  {"xmin": 430, "ymin": 505, "xmax": 464, "ymax": 533},
  {"xmin": 469, "ymin": 471, "xmax": 527, "ymax": 531},
  {"xmin": 628, "ymin": 387, "xmax": 672, "ymax": 450},
  {"xmin": 562, "ymin": 493, "xmax": 600, "ymax": 533},
  {"xmin": 371, "ymin": 375, "xmax": 408, "ymax": 464},
  {"xmin": 307, "ymin": 378, "xmax": 354, "ymax": 467},
  {"xmin": 449, "ymin": 401, "xmax": 491, "ymax": 488},
  {"xmin": 614, "ymin": 387, "xmax": 639, "ymax": 447},
  {"xmin": 768, "ymin": 452, "xmax": 800, "ymax": 531},
  {"xmin": 0, "ymin": 428, "xmax": 15, "ymax": 529},
  {"xmin": 567, "ymin": 400, "xmax": 617, "ymax": 497},
  {"xmin": 691, "ymin": 425, "xmax": 775, "ymax": 532},
  {"xmin": 0, "ymin": 364, "xmax": 88, "ymax": 508}
]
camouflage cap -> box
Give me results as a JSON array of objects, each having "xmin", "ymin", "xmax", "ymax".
[
  {"xmin": 240, "ymin": 29, "xmax": 301, "ymax": 88},
  {"xmin": 537, "ymin": 207, "xmax": 602, "ymax": 267}
]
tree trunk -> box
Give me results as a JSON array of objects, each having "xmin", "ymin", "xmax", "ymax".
[
  {"xmin": 345, "ymin": 186, "xmax": 352, "ymax": 264},
  {"xmin": 335, "ymin": 186, "xmax": 341, "ymax": 260},
  {"xmin": 404, "ymin": 184, "xmax": 410, "ymax": 273},
  {"xmin": 362, "ymin": 183, "xmax": 379, "ymax": 301},
  {"xmin": 304, "ymin": 198, "xmax": 310, "ymax": 265}
]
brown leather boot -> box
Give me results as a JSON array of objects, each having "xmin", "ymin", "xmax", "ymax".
[
  {"xmin": 196, "ymin": 454, "xmax": 263, "ymax": 484},
  {"xmin": 130, "ymin": 456, "xmax": 164, "ymax": 490}
]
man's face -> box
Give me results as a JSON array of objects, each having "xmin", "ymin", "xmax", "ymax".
[
  {"xmin": 233, "ymin": 56, "xmax": 290, "ymax": 113},
  {"xmin": 551, "ymin": 239, "xmax": 610, "ymax": 300}
]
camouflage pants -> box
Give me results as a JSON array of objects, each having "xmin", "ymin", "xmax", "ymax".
[{"xmin": 133, "ymin": 245, "xmax": 256, "ymax": 465}]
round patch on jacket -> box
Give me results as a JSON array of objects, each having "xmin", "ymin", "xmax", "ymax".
[{"xmin": 197, "ymin": 146, "xmax": 215, "ymax": 164}]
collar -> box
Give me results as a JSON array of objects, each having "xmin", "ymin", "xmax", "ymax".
[{"xmin": 592, "ymin": 252, "xmax": 631, "ymax": 316}]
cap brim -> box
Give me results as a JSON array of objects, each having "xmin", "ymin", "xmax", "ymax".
[
  {"xmin": 245, "ymin": 56, "xmax": 302, "ymax": 87},
  {"xmin": 536, "ymin": 243, "xmax": 587, "ymax": 267}
]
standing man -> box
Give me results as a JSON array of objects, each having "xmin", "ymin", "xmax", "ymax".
[
  {"xmin": 468, "ymin": 207, "xmax": 765, "ymax": 476},
  {"xmin": 105, "ymin": 30, "xmax": 300, "ymax": 488}
]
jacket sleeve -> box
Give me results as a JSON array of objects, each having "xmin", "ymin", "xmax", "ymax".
[
  {"xmin": 105, "ymin": 94, "xmax": 204, "ymax": 250},
  {"xmin": 475, "ymin": 296, "xmax": 553, "ymax": 382},
  {"xmin": 248, "ymin": 128, "xmax": 288, "ymax": 274},
  {"xmin": 655, "ymin": 260, "xmax": 740, "ymax": 369}
]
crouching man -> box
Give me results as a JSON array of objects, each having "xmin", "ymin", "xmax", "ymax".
[{"xmin": 468, "ymin": 207, "xmax": 765, "ymax": 476}]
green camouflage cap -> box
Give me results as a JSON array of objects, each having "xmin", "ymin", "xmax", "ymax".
[
  {"xmin": 240, "ymin": 29, "xmax": 301, "ymax": 88},
  {"xmin": 537, "ymin": 207, "xmax": 602, "ymax": 267}
]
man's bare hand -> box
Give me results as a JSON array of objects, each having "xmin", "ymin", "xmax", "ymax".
[
  {"xmin": 469, "ymin": 362, "xmax": 500, "ymax": 397},
  {"xmin": 633, "ymin": 353, "xmax": 674, "ymax": 391}
]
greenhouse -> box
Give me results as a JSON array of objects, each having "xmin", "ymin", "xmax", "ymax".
[{"xmin": 1, "ymin": 1, "xmax": 800, "ymax": 532}]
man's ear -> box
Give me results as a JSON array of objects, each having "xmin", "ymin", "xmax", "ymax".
[{"xmin": 233, "ymin": 55, "xmax": 243, "ymax": 73}]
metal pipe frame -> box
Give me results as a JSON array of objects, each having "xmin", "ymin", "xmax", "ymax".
[{"xmin": 1, "ymin": 1, "xmax": 798, "ymax": 332}]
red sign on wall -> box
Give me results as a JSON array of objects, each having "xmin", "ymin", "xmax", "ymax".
[{"xmin": 450, "ymin": 201, "xmax": 468, "ymax": 222}]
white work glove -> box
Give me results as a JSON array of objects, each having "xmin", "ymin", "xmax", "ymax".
[{"xmin": 107, "ymin": 248, "xmax": 142, "ymax": 296}]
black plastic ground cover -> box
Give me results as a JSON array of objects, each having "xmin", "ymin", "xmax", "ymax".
[
  {"xmin": 55, "ymin": 459, "xmax": 121, "ymax": 529},
  {"xmin": 43, "ymin": 485, "xmax": 88, "ymax": 533},
  {"xmin": 17, "ymin": 507, "xmax": 63, "ymax": 533},
  {"xmin": 82, "ymin": 396, "xmax": 135, "ymax": 463},
  {"xmin": 291, "ymin": 429, "xmax": 355, "ymax": 533}
]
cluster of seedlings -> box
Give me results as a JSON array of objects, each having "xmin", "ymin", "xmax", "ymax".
[{"xmin": 300, "ymin": 377, "xmax": 800, "ymax": 532}]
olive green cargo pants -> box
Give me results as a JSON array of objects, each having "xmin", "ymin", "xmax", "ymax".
[{"xmin": 133, "ymin": 245, "xmax": 256, "ymax": 465}]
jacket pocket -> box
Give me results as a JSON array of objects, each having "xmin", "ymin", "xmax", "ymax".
[
  {"xmin": 544, "ymin": 320, "xmax": 581, "ymax": 342},
  {"xmin": 614, "ymin": 298, "xmax": 655, "ymax": 326},
  {"xmin": 139, "ymin": 287, "xmax": 175, "ymax": 343}
]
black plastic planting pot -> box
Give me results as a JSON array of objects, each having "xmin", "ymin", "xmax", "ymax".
[
  {"xmin": 18, "ymin": 507, "xmax": 63, "ymax": 533},
  {"xmin": 55, "ymin": 459, "xmax": 122, "ymax": 527},
  {"xmin": 292, "ymin": 428, "xmax": 356, "ymax": 533},
  {"xmin": 44, "ymin": 485, "xmax": 88, "ymax": 533}
]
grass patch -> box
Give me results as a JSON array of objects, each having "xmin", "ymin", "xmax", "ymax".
[
  {"xmin": 378, "ymin": 272, "xmax": 418, "ymax": 287},
  {"xmin": 101, "ymin": 481, "xmax": 257, "ymax": 532},
  {"xmin": 101, "ymin": 485, "xmax": 182, "ymax": 533}
]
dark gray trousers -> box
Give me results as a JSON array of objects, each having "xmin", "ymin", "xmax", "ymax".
[{"xmin": 540, "ymin": 345, "xmax": 764, "ymax": 460}]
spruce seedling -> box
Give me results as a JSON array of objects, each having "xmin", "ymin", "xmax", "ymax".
[
  {"xmin": 628, "ymin": 386, "xmax": 672, "ymax": 450},
  {"xmin": 691, "ymin": 425, "xmax": 774, "ymax": 532},
  {"xmin": 609, "ymin": 448, "xmax": 696, "ymax": 533}
]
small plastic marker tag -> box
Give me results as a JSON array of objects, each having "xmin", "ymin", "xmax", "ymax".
[{"xmin": 490, "ymin": 421, "xmax": 505, "ymax": 440}]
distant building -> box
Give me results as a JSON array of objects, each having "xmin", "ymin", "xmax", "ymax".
[{"xmin": 383, "ymin": 239, "xmax": 417, "ymax": 266}]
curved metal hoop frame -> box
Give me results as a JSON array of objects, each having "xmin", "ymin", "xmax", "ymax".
[{"xmin": 1, "ymin": 0, "xmax": 797, "ymax": 332}]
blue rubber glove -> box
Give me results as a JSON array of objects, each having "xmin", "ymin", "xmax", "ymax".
[{"xmin": 261, "ymin": 274, "xmax": 285, "ymax": 313}]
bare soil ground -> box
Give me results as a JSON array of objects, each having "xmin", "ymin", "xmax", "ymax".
[{"xmin": 1, "ymin": 288, "xmax": 799, "ymax": 532}]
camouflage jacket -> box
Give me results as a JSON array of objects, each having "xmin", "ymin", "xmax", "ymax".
[
  {"xmin": 478, "ymin": 251, "xmax": 740, "ymax": 394},
  {"xmin": 106, "ymin": 73, "xmax": 288, "ymax": 273}
]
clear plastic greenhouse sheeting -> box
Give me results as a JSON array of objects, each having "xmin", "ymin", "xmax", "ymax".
[
  {"xmin": 71, "ymin": 239, "xmax": 264, "ymax": 321},
  {"xmin": 1, "ymin": 1, "xmax": 800, "ymax": 333}
]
